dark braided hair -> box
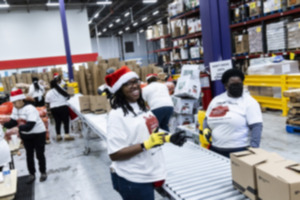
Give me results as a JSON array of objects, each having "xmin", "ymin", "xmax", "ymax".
[
  {"xmin": 50, "ymin": 79, "xmax": 70, "ymax": 99},
  {"xmin": 32, "ymin": 77, "xmax": 41, "ymax": 92},
  {"xmin": 110, "ymin": 87, "xmax": 147, "ymax": 116}
]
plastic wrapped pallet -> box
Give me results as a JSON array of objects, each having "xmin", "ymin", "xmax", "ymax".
[
  {"xmin": 247, "ymin": 60, "xmax": 299, "ymax": 75},
  {"xmin": 248, "ymin": 25, "xmax": 263, "ymax": 53},
  {"xmin": 287, "ymin": 21, "xmax": 300, "ymax": 49},
  {"xmin": 248, "ymin": 0, "xmax": 261, "ymax": 17},
  {"xmin": 288, "ymin": 0, "xmax": 300, "ymax": 7},
  {"xmin": 266, "ymin": 21, "xmax": 286, "ymax": 51}
]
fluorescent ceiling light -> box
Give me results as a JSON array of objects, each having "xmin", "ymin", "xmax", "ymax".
[
  {"xmin": 156, "ymin": 21, "xmax": 162, "ymax": 25},
  {"xmin": 109, "ymin": 23, "xmax": 114, "ymax": 28},
  {"xmin": 0, "ymin": 4, "xmax": 10, "ymax": 8},
  {"xmin": 124, "ymin": 12, "xmax": 130, "ymax": 17},
  {"xmin": 148, "ymin": 26, "xmax": 153, "ymax": 29},
  {"xmin": 94, "ymin": 12, "xmax": 100, "ymax": 19},
  {"xmin": 143, "ymin": 0, "xmax": 157, "ymax": 3},
  {"xmin": 133, "ymin": 22, "xmax": 138, "ymax": 27},
  {"xmin": 125, "ymin": 27, "xmax": 130, "ymax": 31},
  {"xmin": 96, "ymin": 1, "xmax": 112, "ymax": 5},
  {"xmin": 152, "ymin": 10, "xmax": 159, "ymax": 16},
  {"xmin": 115, "ymin": 18, "xmax": 121, "ymax": 23},
  {"xmin": 46, "ymin": 3, "xmax": 59, "ymax": 7},
  {"xmin": 119, "ymin": 31, "xmax": 123, "ymax": 35},
  {"xmin": 139, "ymin": 29, "xmax": 144, "ymax": 33},
  {"xmin": 103, "ymin": 28, "xmax": 107, "ymax": 32},
  {"xmin": 88, "ymin": 20, "xmax": 93, "ymax": 24},
  {"xmin": 98, "ymin": 32, "xmax": 102, "ymax": 36},
  {"xmin": 142, "ymin": 17, "xmax": 148, "ymax": 21}
]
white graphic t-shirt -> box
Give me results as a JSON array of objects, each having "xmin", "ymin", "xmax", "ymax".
[
  {"xmin": 11, "ymin": 104, "xmax": 46, "ymax": 134},
  {"xmin": 107, "ymin": 102, "xmax": 166, "ymax": 183},
  {"xmin": 206, "ymin": 92, "xmax": 262, "ymax": 148}
]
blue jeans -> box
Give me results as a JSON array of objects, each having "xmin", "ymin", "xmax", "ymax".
[
  {"xmin": 152, "ymin": 106, "xmax": 174, "ymax": 132},
  {"xmin": 111, "ymin": 172, "xmax": 154, "ymax": 200}
]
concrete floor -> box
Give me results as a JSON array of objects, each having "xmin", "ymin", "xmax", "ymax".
[{"xmin": 12, "ymin": 111, "xmax": 300, "ymax": 200}]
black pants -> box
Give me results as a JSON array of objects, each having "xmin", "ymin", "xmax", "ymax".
[
  {"xmin": 51, "ymin": 105, "xmax": 69, "ymax": 135},
  {"xmin": 34, "ymin": 97, "xmax": 45, "ymax": 107},
  {"xmin": 210, "ymin": 145, "xmax": 248, "ymax": 158},
  {"xmin": 20, "ymin": 132, "xmax": 46, "ymax": 175}
]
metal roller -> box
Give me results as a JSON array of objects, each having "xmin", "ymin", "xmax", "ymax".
[{"xmin": 162, "ymin": 142, "xmax": 249, "ymax": 200}]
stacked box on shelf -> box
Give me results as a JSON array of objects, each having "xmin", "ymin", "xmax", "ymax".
[
  {"xmin": 287, "ymin": 0, "xmax": 300, "ymax": 7},
  {"xmin": 235, "ymin": 34, "xmax": 249, "ymax": 54},
  {"xmin": 264, "ymin": 0, "xmax": 285, "ymax": 14},
  {"xmin": 248, "ymin": 0, "xmax": 262, "ymax": 17},
  {"xmin": 168, "ymin": 0, "xmax": 184, "ymax": 17},
  {"xmin": 287, "ymin": 21, "xmax": 300, "ymax": 49},
  {"xmin": 187, "ymin": 18, "xmax": 201, "ymax": 34},
  {"xmin": 266, "ymin": 21, "xmax": 286, "ymax": 51},
  {"xmin": 184, "ymin": 0, "xmax": 199, "ymax": 10},
  {"xmin": 248, "ymin": 25, "xmax": 263, "ymax": 53}
]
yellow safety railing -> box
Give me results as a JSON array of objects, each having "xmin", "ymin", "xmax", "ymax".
[{"xmin": 244, "ymin": 75, "xmax": 300, "ymax": 116}]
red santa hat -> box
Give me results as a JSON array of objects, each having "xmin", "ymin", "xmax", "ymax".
[
  {"xmin": 146, "ymin": 73, "xmax": 158, "ymax": 81},
  {"xmin": 10, "ymin": 88, "xmax": 26, "ymax": 102},
  {"xmin": 105, "ymin": 66, "xmax": 139, "ymax": 93},
  {"xmin": 53, "ymin": 73, "xmax": 59, "ymax": 78}
]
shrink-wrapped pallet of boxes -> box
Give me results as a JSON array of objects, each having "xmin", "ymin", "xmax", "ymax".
[
  {"xmin": 287, "ymin": 21, "xmax": 300, "ymax": 50},
  {"xmin": 267, "ymin": 21, "xmax": 286, "ymax": 51},
  {"xmin": 248, "ymin": 25, "xmax": 263, "ymax": 53}
]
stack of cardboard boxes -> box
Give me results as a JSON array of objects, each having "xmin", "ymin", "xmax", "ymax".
[
  {"xmin": 248, "ymin": 25, "xmax": 263, "ymax": 54},
  {"xmin": 287, "ymin": 0, "xmax": 300, "ymax": 7},
  {"xmin": 231, "ymin": 148, "xmax": 300, "ymax": 200},
  {"xmin": 79, "ymin": 95, "xmax": 111, "ymax": 114},
  {"xmin": 234, "ymin": 34, "xmax": 249, "ymax": 54},
  {"xmin": 287, "ymin": 21, "xmax": 300, "ymax": 50},
  {"xmin": 283, "ymin": 89, "xmax": 300, "ymax": 127},
  {"xmin": 267, "ymin": 21, "xmax": 286, "ymax": 52},
  {"xmin": 264, "ymin": 0, "xmax": 285, "ymax": 14}
]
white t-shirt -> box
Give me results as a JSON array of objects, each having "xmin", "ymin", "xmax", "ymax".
[
  {"xmin": 0, "ymin": 125, "xmax": 11, "ymax": 166},
  {"xmin": 206, "ymin": 92, "xmax": 262, "ymax": 148},
  {"xmin": 11, "ymin": 104, "xmax": 46, "ymax": 134},
  {"xmin": 107, "ymin": 102, "xmax": 166, "ymax": 183},
  {"xmin": 28, "ymin": 84, "xmax": 45, "ymax": 99},
  {"xmin": 142, "ymin": 82, "xmax": 173, "ymax": 110},
  {"xmin": 45, "ymin": 89, "xmax": 68, "ymax": 109}
]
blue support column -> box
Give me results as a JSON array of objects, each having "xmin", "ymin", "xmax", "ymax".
[
  {"xmin": 59, "ymin": 0, "xmax": 74, "ymax": 82},
  {"xmin": 200, "ymin": 0, "xmax": 232, "ymax": 97}
]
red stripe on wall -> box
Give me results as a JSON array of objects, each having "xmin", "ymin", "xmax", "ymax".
[{"xmin": 0, "ymin": 53, "xmax": 98, "ymax": 70}]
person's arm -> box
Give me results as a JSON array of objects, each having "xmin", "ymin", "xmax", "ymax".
[
  {"xmin": 109, "ymin": 144, "xmax": 143, "ymax": 161},
  {"xmin": 249, "ymin": 122, "xmax": 263, "ymax": 148},
  {"xmin": 3, "ymin": 119, "xmax": 18, "ymax": 129},
  {"xmin": 19, "ymin": 122, "xmax": 36, "ymax": 132},
  {"xmin": 109, "ymin": 131, "xmax": 165, "ymax": 161}
]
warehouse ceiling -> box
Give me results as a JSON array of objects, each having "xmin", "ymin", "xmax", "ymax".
[{"xmin": 1, "ymin": 0, "xmax": 172, "ymax": 37}]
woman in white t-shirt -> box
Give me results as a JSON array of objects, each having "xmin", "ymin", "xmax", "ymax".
[
  {"xmin": 142, "ymin": 74, "xmax": 174, "ymax": 132},
  {"xmin": 204, "ymin": 68, "xmax": 263, "ymax": 158},
  {"xmin": 45, "ymin": 80, "xmax": 74, "ymax": 141},
  {"xmin": 0, "ymin": 124, "xmax": 11, "ymax": 170},
  {"xmin": 105, "ymin": 66, "xmax": 188, "ymax": 200},
  {"xmin": 4, "ymin": 89, "xmax": 47, "ymax": 183},
  {"xmin": 27, "ymin": 77, "xmax": 45, "ymax": 107}
]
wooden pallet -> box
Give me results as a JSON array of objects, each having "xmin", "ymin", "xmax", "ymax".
[
  {"xmin": 284, "ymin": 89, "xmax": 300, "ymax": 98},
  {"xmin": 287, "ymin": 117, "xmax": 300, "ymax": 126},
  {"xmin": 288, "ymin": 102, "xmax": 300, "ymax": 108},
  {"xmin": 286, "ymin": 124, "xmax": 300, "ymax": 135}
]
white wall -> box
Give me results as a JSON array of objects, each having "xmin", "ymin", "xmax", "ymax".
[
  {"xmin": 91, "ymin": 36, "xmax": 121, "ymax": 59},
  {"xmin": 0, "ymin": 8, "xmax": 92, "ymax": 61},
  {"xmin": 90, "ymin": 32, "xmax": 149, "ymax": 66}
]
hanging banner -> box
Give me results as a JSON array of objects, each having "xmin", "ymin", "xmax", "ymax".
[{"xmin": 209, "ymin": 59, "xmax": 233, "ymax": 81}]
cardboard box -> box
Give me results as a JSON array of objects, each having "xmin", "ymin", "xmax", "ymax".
[
  {"xmin": 235, "ymin": 34, "xmax": 249, "ymax": 54},
  {"xmin": 248, "ymin": 25, "xmax": 263, "ymax": 53},
  {"xmin": 256, "ymin": 159, "xmax": 300, "ymax": 200},
  {"xmin": 67, "ymin": 87, "xmax": 75, "ymax": 96},
  {"xmin": 172, "ymin": 96, "xmax": 197, "ymax": 114},
  {"xmin": 153, "ymin": 25, "xmax": 160, "ymax": 38},
  {"xmin": 158, "ymin": 24, "xmax": 168, "ymax": 36},
  {"xmin": 248, "ymin": 1, "xmax": 261, "ymax": 17},
  {"xmin": 287, "ymin": 21, "xmax": 300, "ymax": 49},
  {"xmin": 230, "ymin": 148, "xmax": 284, "ymax": 200},
  {"xmin": 247, "ymin": 60, "xmax": 299, "ymax": 75},
  {"xmin": 190, "ymin": 47, "xmax": 200, "ymax": 59},
  {"xmin": 288, "ymin": 0, "xmax": 300, "ymax": 7},
  {"xmin": 146, "ymin": 29, "xmax": 153, "ymax": 40}
]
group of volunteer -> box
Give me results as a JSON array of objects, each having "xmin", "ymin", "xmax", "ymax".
[
  {"xmin": 0, "ymin": 65, "xmax": 262, "ymax": 200},
  {"xmin": 0, "ymin": 73, "xmax": 74, "ymax": 184}
]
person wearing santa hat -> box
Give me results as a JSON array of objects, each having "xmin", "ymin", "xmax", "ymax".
[
  {"xmin": 53, "ymin": 72, "xmax": 66, "ymax": 89},
  {"xmin": 142, "ymin": 73, "xmax": 174, "ymax": 132},
  {"xmin": 4, "ymin": 89, "xmax": 47, "ymax": 184},
  {"xmin": 105, "ymin": 66, "xmax": 188, "ymax": 200},
  {"xmin": 45, "ymin": 80, "xmax": 74, "ymax": 141}
]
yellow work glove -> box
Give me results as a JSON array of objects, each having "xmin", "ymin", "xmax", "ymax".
[
  {"xmin": 200, "ymin": 128, "xmax": 212, "ymax": 149},
  {"xmin": 143, "ymin": 132, "xmax": 165, "ymax": 150},
  {"xmin": 164, "ymin": 131, "xmax": 190, "ymax": 147}
]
